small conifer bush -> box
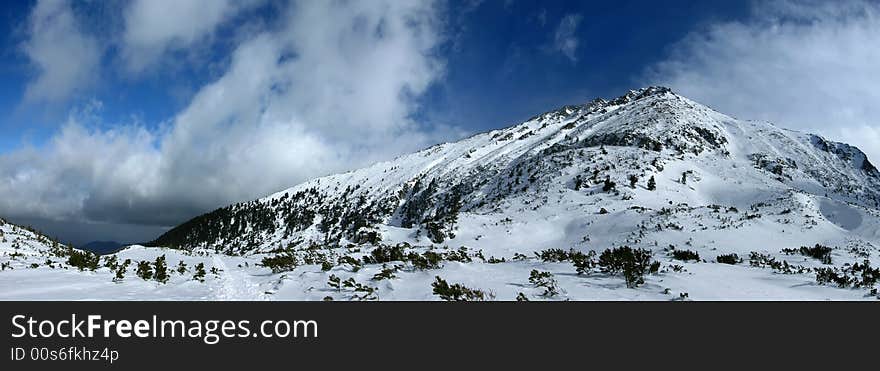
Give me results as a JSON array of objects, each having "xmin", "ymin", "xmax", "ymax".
[
  {"xmin": 597, "ymin": 246, "xmax": 659, "ymax": 288},
  {"xmin": 136, "ymin": 261, "xmax": 153, "ymax": 280},
  {"xmin": 431, "ymin": 276, "xmax": 492, "ymax": 301}
]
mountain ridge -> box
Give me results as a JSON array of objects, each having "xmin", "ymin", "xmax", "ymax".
[
  {"xmin": 148, "ymin": 86, "xmax": 880, "ymax": 255},
  {"xmin": 6, "ymin": 87, "xmax": 880, "ymax": 300}
]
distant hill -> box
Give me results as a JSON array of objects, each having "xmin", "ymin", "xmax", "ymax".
[{"xmin": 80, "ymin": 241, "xmax": 126, "ymax": 255}]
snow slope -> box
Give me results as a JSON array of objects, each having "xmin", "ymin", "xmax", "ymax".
[
  {"xmin": 1, "ymin": 217, "xmax": 69, "ymax": 271},
  {"xmin": 3, "ymin": 87, "xmax": 880, "ymax": 300}
]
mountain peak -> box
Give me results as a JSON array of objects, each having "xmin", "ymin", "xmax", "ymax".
[
  {"xmin": 535, "ymin": 86, "xmax": 682, "ymax": 128},
  {"xmin": 548, "ymin": 86, "xmax": 729, "ymax": 156},
  {"xmin": 553, "ymin": 86, "xmax": 677, "ymax": 117},
  {"xmin": 149, "ymin": 86, "xmax": 879, "ymax": 255},
  {"xmin": 607, "ymin": 85, "xmax": 673, "ymax": 105},
  {"xmin": 11, "ymin": 84, "xmax": 880, "ymax": 301}
]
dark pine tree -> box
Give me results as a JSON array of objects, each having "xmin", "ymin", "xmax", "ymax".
[{"xmin": 602, "ymin": 177, "xmax": 616, "ymax": 192}]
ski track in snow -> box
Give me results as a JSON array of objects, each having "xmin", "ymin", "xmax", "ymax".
[{"xmin": 211, "ymin": 256, "xmax": 271, "ymax": 301}]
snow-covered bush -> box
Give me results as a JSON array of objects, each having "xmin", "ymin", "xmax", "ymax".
[
  {"xmin": 328, "ymin": 274, "xmax": 341, "ymax": 290},
  {"xmin": 103, "ymin": 255, "xmax": 118, "ymax": 270},
  {"xmin": 672, "ymin": 249, "xmax": 700, "ymax": 262},
  {"xmin": 815, "ymin": 260, "xmax": 879, "ymax": 288},
  {"xmin": 371, "ymin": 264, "xmax": 401, "ymax": 281},
  {"xmin": 572, "ymin": 251, "xmax": 598, "ymax": 275},
  {"xmin": 716, "ymin": 253, "xmax": 741, "ymax": 265},
  {"xmin": 602, "ymin": 177, "xmax": 616, "ymax": 192},
  {"xmin": 136, "ymin": 261, "xmax": 153, "ymax": 280},
  {"xmin": 337, "ymin": 255, "xmax": 362, "ymax": 271},
  {"xmin": 747, "ymin": 252, "xmax": 808, "ymax": 274},
  {"xmin": 782, "ymin": 244, "xmax": 832, "ymax": 264},
  {"xmin": 598, "ymin": 246, "xmax": 659, "ymax": 288},
  {"xmin": 154, "ymin": 255, "xmax": 169, "ymax": 284},
  {"xmin": 327, "ymin": 275, "xmax": 378, "ymax": 300},
  {"xmin": 261, "ymin": 253, "xmax": 298, "ymax": 273},
  {"xmin": 176, "ymin": 261, "xmax": 187, "ymax": 274},
  {"xmin": 536, "ymin": 248, "xmax": 570, "ymax": 262},
  {"xmin": 431, "ymin": 276, "xmax": 492, "ymax": 301},
  {"xmin": 487, "ymin": 256, "xmax": 506, "ymax": 264},
  {"xmin": 321, "ymin": 261, "xmax": 334, "ymax": 271},
  {"xmin": 408, "ymin": 251, "xmax": 442, "ymax": 270},
  {"xmin": 529, "ymin": 270, "xmax": 559, "ymax": 297},
  {"xmin": 193, "ymin": 263, "xmax": 206, "ymax": 282},
  {"xmin": 362, "ymin": 244, "xmax": 406, "ymax": 264},
  {"xmin": 67, "ymin": 249, "xmax": 99, "ymax": 271},
  {"xmin": 114, "ymin": 259, "xmax": 131, "ymax": 281}
]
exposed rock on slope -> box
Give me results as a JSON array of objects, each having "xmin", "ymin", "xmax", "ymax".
[{"xmin": 149, "ymin": 87, "xmax": 880, "ymax": 259}]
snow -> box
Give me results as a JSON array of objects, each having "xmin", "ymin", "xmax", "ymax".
[
  {"xmin": 210, "ymin": 255, "xmax": 271, "ymax": 301},
  {"xmin": 2, "ymin": 87, "xmax": 880, "ymax": 301},
  {"xmin": 819, "ymin": 198, "xmax": 863, "ymax": 231},
  {"xmin": 1, "ymin": 245, "xmax": 870, "ymax": 301}
]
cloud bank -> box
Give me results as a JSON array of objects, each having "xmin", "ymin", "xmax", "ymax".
[
  {"xmin": 1, "ymin": 0, "xmax": 455, "ymax": 228},
  {"xmin": 22, "ymin": 0, "xmax": 101, "ymax": 103},
  {"xmin": 646, "ymin": 0, "xmax": 880, "ymax": 164}
]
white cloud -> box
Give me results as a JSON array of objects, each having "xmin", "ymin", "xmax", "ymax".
[
  {"xmin": 0, "ymin": 0, "xmax": 455, "ymax": 227},
  {"xmin": 0, "ymin": 113, "xmax": 162, "ymax": 223},
  {"xmin": 553, "ymin": 14, "xmax": 582, "ymax": 63},
  {"xmin": 22, "ymin": 0, "xmax": 101, "ymax": 103},
  {"xmin": 646, "ymin": 0, "xmax": 880, "ymax": 164},
  {"xmin": 121, "ymin": 0, "xmax": 259, "ymax": 73}
]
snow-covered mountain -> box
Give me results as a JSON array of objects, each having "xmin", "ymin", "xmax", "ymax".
[
  {"xmin": 4, "ymin": 87, "xmax": 880, "ymax": 300},
  {"xmin": 151, "ymin": 86, "xmax": 880, "ymax": 253},
  {"xmin": 0, "ymin": 217, "xmax": 70, "ymax": 271}
]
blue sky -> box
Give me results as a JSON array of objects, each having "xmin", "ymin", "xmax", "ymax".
[
  {"xmin": 1, "ymin": 0, "xmax": 878, "ymax": 245},
  {"xmin": 423, "ymin": 0, "xmax": 749, "ymax": 133},
  {"xmin": 0, "ymin": 0, "xmax": 750, "ymax": 152},
  {"xmin": 0, "ymin": 1, "xmax": 245, "ymax": 152}
]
